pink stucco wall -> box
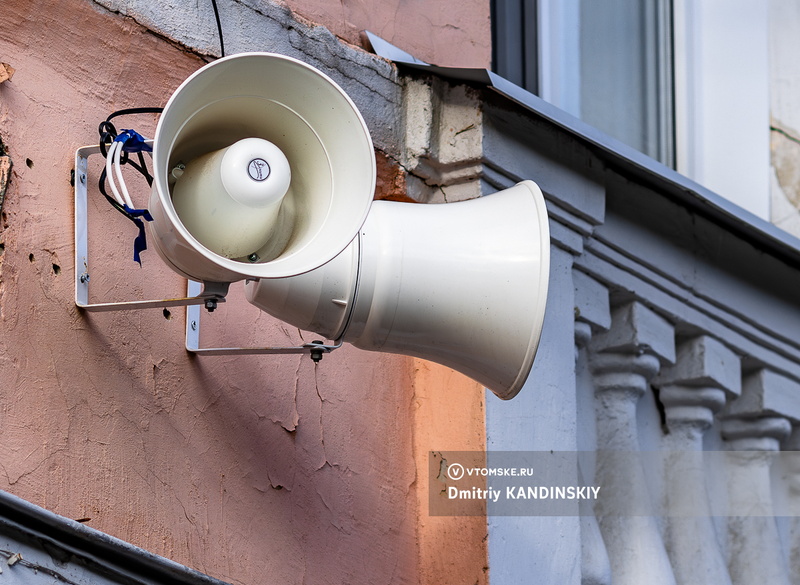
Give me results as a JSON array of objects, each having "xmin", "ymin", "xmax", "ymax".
[
  {"xmin": 0, "ymin": 1, "xmax": 488, "ymax": 584},
  {"xmin": 286, "ymin": 0, "xmax": 492, "ymax": 68}
]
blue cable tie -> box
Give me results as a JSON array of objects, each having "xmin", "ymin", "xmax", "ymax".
[
  {"xmin": 112, "ymin": 129, "xmax": 154, "ymax": 264},
  {"xmin": 115, "ymin": 129, "xmax": 152, "ymax": 153},
  {"xmin": 123, "ymin": 204, "xmax": 154, "ymax": 266}
]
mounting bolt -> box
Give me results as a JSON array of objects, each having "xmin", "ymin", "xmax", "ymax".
[
  {"xmin": 79, "ymin": 172, "xmax": 86, "ymax": 184},
  {"xmin": 204, "ymin": 298, "xmax": 218, "ymax": 312},
  {"xmin": 309, "ymin": 340, "xmax": 325, "ymax": 363},
  {"xmin": 190, "ymin": 320, "xmax": 197, "ymax": 331},
  {"xmin": 79, "ymin": 273, "xmax": 90, "ymax": 284}
]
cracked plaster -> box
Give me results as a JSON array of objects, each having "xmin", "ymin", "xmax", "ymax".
[{"xmin": 0, "ymin": 0, "xmax": 489, "ymax": 583}]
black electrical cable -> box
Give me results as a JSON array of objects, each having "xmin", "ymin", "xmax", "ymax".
[
  {"xmin": 98, "ymin": 107, "xmax": 163, "ymax": 158},
  {"xmin": 96, "ymin": 108, "xmax": 163, "ymax": 244},
  {"xmin": 211, "ymin": 0, "xmax": 225, "ymax": 58}
]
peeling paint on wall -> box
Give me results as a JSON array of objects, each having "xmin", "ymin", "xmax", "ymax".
[
  {"xmin": 0, "ymin": 149, "xmax": 10, "ymax": 222},
  {"xmin": 0, "ymin": 0, "xmax": 491, "ymax": 582},
  {"xmin": 0, "ymin": 63, "xmax": 13, "ymax": 84}
]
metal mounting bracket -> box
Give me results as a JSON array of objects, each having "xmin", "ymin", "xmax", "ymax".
[
  {"xmin": 74, "ymin": 144, "xmax": 340, "ymax": 361},
  {"xmin": 184, "ymin": 281, "xmax": 342, "ymax": 359},
  {"xmin": 74, "ymin": 144, "xmax": 227, "ymax": 312},
  {"xmin": 186, "ymin": 280, "xmax": 342, "ymax": 362}
]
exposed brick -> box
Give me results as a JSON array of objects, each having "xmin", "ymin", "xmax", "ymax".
[{"xmin": 374, "ymin": 149, "xmax": 414, "ymax": 202}]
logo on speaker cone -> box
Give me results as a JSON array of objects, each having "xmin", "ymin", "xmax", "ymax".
[{"xmin": 248, "ymin": 158, "xmax": 271, "ymax": 181}]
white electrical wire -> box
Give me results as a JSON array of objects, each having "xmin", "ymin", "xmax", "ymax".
[
  {"xmin": 113, "ymin": 139, "xmax": 135, "ymax": 209},
  {"xmin": 104, "ymin": 139, "xmax": 137, "ymax": 210},
  {"xmin": 104, "ymin": 140, "xmax": 125, "ymax": 207}
]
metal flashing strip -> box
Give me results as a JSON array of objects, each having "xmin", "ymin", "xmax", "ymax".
[
  {"xmin": 0, "ymin": 489, "xmax": 232, "ymax": 585},
  {"xmin": 364, "ymin": 31, "xmax": 800, "ymax": 269}
]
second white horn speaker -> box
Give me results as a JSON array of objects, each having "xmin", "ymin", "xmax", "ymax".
[{"xmin": 246, "ymin": 180, "xmax": 550, "ymax": 399}]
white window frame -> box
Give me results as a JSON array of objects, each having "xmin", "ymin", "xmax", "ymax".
[
  {"xmin": 673, "ymin": 0, "xmax": 770, "ymax": 220},
  {"xmin": 537, "ymin": 0, "xmax": 581, "ymax": 118},
  {"xmin": 535, "ymin": 0, "xmax": 770, "ymax": 220}
]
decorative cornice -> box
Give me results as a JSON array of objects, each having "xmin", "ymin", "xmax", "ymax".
[
  {"xmin": 590, "ymin": 302, "xmax": 675, "ymax": 365},
  {"xmin": 724, "ymin": 369, "xmax": 800, "ymax": 422},
  {"xmin": 653, "ymin": 336, "xmax": 741, "ymax": 429}
]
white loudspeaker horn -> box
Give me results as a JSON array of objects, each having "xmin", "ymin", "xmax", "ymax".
[
  {"xmin": 145, "ymin": 52, "xmax": 550, "ymax": 398},
  {"xmin": 147, "ymin": 52, "xmax": 375, "ymax": 284},
  {"xmin": 245, "ymin": 181, "xmax": 550, "ymax": 399}
]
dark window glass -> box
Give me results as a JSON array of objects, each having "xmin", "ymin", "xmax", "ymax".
[{"xmin": 491, "ymin": 0, "xmax": 674, "ymax": 166}]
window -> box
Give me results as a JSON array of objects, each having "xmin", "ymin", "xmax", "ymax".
[
  {"xmin": 492, "ymin": 0, "xmax": 675, "ymax": 167},
  {"xmin": 492, "ymin": 0, "xmax": 771, "ymax": 220},
  {"xmin": 491, "ymin": 0, "xmax": 539, "ymax": 95}
]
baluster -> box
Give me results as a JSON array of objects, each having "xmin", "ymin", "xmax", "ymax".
[
  {"xmin": 574, "ymin": 271, "xmax": 612, "ymax": 585},
  {"xmin": 722, "ymin": 369, "xmax": 798, "ymax": 585},
  {"xmin": 589, "ymin": 301, "xmax": 677, "ymax": 585},
  {"xmin": 654, "ymin": 335, "xmax": 739, "ymax": 585}
]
